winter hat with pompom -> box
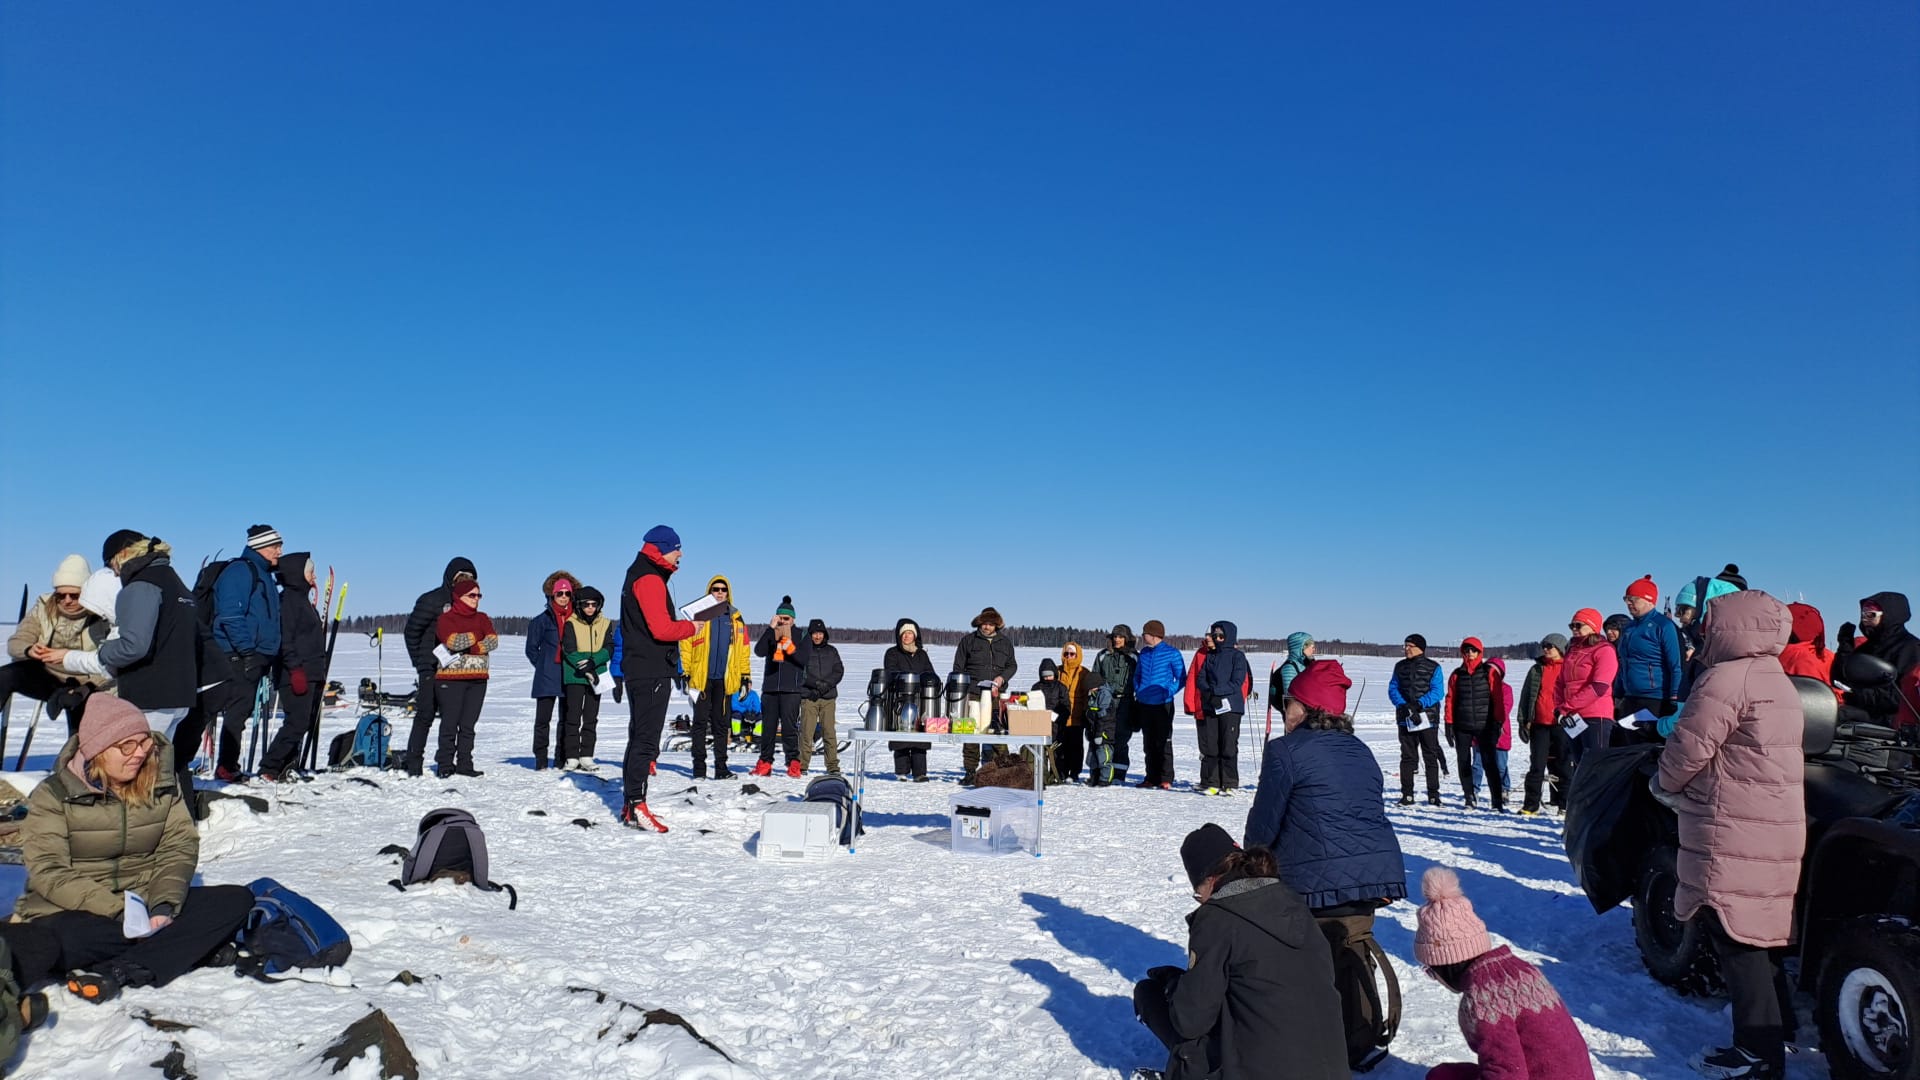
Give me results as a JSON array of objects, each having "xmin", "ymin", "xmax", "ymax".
[{"xmin": 1414, "ymin": 866, "xmax": 1494, "ymax": 967}]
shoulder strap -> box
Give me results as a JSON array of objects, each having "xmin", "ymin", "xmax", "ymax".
[{"xmin": 1364, "ymin": 934, "xmax": 1401, "ymax": 1061}]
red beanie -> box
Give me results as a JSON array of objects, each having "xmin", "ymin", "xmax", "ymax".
[
  {"xmin": 1572, "ymin": 608, "xmax": 1604, "ymax": 636},
  {"xmin": 1461, "ymin": 637, "xmax": 1484, "ymax": 654},
  {"xmin": 1287, "ymin": 659, "xmax": 1352, "ymax": 716},
  {"xmin": 1626, "ymin": 575, "xmax": 1658, "ymax": 605}
]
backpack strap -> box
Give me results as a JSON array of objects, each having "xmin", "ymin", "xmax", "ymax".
[
  {"xmin": 1359, "ymin": 933, "xmax": 1401, "ymax": 1071},
  {"xmin": 485, "ymin": 881, "xmax": 519, "ymax": 910}
]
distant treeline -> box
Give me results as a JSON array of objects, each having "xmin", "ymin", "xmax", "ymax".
[{"xmin": 340, "ymin": 615, "xmax": 1538, "ymax": 658}]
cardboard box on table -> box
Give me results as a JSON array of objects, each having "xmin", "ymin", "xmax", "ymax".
[{"xmin": 1006, "ymin": 709, "xmax": 1053, "ymax": 737}]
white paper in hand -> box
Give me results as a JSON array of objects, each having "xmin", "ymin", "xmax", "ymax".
[
  {"xmin": 678, "ymin": 593, "xmax": 724, "ymax": 622},
  {"xmin": 123, "ymin": 890, "xmax": 156, "ymax": 939},
  {"xmin": 1214, "ymin": 699, "xmax": 1233, "ymax": 715},
  {"xmin": 593, "ymin": 672, "xmax": 616, "ymax": 696},
  {"xmin": 1620, "ymin": 709, "xmax": 1658, "ymax": 731},
  {"xmin": 433, "ymin": 644, "xmax": 456, "ymax": 668},
  {"xmin": 1405, "ymin": 715, "xmax": 1433, "ymax": 732},
  {"xmin": 1563, "ymin": 716, "xmax": 1589, "ymax": 740}
]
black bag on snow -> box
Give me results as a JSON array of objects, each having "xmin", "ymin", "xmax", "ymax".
[
  {"xmin": 234, "ymin": 876, "xmax": 353, "ymax": 979},
  {"xmin": 383, "ymin": 808, "xmax": 517, "ymax": 909},
  {"xmin": 1320, "ymin": 917, "xmax": 1401, "ymax": 1072},
  {"xmin": 803, "ymin": 775, "xmax": 864, "ymax": 846}
]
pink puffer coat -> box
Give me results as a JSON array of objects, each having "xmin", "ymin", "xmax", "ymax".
[
  {"xmin": 1557, "ymin": 636, "xmax": 1616, "ymax": 720},
  {"xmin": 1657, "ymin": 590, "xmax": 1806, "ymax": 947}
]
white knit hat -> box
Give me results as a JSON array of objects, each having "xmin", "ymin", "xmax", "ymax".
[{"xmin": 53, "ymin": 554, "xmax": 90, "ymax": 590}]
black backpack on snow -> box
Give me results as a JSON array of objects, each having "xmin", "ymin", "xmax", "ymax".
[
  {"xmin": 803, "ymin": 775, "xmax": 864, "ymax": 846},
  {"xmin": 383, "ymin": 808, "xmax": 517, "ymax": 909}
]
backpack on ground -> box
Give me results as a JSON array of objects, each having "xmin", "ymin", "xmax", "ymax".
[
  {"xmin": 235, "ymin": 877, "xmax": 353, "ymax": 979},
  {"xmin": 803, "ymin": 775, "xmax": 863, "ymax": 845},
  {"xmin": 383, "ymin": 808, "xmax": 517, "ymax": 909},
  {"xmin": 1320, "ymin": 916, "xmax": 1401, "ymax": 1072},
  {"xmin": 328, "ymin": 713, "xmax": 392, "ymax": 769}
]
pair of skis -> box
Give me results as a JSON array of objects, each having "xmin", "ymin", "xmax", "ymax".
[{"xmin": 303, "ymin": 574, "xmax": 347, "ymax": 772}]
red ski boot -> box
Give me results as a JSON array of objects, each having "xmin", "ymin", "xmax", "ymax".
[
  {"xmin": 622, "ymin": 801, "xmax": 668, "ymax": 833},
  {"xmin": 750, "ymin": 760, "xmax": 773, "ymax": 777},
  {"xmin": 786, "ymin": 761, "xmax": 804, "ymax": 779}
]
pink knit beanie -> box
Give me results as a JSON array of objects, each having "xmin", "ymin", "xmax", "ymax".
[
  {"xmin": 73, "ymin": 695, "xmax": 151, "ymax": 777},
  {"xmin": 1414, "ymin": 866, "xmax": 1493, "ymax": 967}
]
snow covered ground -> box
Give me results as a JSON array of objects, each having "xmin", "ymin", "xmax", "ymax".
[{"xmin": 0, "ymin": 639, "xmax": 1829, "ymax": 1079}]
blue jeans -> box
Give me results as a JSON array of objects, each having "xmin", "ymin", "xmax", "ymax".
[{"xmin": 1470, "ymin": 749, "xmax": 1511, "ymax": 793}]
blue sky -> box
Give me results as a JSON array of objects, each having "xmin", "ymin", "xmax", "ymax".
[{"xmin": 2, "ymin": 3, "xmax": 1915, "ymax": 644}]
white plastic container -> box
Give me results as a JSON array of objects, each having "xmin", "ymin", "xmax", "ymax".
[
  {"xmin": 759, "ymin": 802, "xmax": 839, "ymax": 860},
  {"xmin": 948, "ymin": 788, "xmax": 1040, "ymax": 856}
]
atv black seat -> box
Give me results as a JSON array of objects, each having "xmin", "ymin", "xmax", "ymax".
[{"xmin": 1796, "ymin": 676, "xmax": 1840, "ymax": 756}]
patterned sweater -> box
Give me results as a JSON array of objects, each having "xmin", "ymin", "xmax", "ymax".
[
  {"xmin": 1432, "ymin": 947, "xmax": 1594, "ymax": 1080},
  {"xmin": 435, "ymin": 609, "xmax": 499, "ymax": 681}
]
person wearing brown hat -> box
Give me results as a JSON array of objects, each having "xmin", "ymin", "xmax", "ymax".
[
  {"xmin": 1130, "ymin": 824, "xmax": 1348, "ymax": 1080},
  {"xmin": 1, "ymin": 696, "xmax": 253, "ymax": 1004},
  {"xmin": 951, "ymin": 607, "xmax": 1017, "ymax": 784},
  {"xmin": 1131, "ymin": 621, "xmax": 1186, "ymax": 789}
]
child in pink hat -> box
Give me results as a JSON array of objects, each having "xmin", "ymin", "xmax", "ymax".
[{"xmin": 1416, "ymin": 866, "xmax": 1594, "ymax": 1080}]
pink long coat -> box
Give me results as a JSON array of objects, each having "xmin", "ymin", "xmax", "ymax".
[{"xmin": 1657, "ymin": 591, "xmax": 1806, "ymax": 948}]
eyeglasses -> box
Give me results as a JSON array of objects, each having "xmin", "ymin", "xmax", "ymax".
[
  {"xmin": 108, "ymin": 734, "xmax": 154, "ymax": 757},
  {"xmin": 466, "ymin": 593, "xmax": 483, "ymax": 600},
  {"xmin": 711, "ymin": 586, "xmax": 729, "ymax": 594},
  {"xmin": 580, "ymin": 601, "xmax": 600, "ymax": 609},
  {"xmin": 54, "ymin": 591, "xmax": 82, "ymax": 602}
]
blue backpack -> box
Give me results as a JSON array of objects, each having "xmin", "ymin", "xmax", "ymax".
[
  {"xmin": 235, "ymin": 877, "xmax": 352, "ymax": 979},
  {"xmin": 328, "ymin": 713, "xmax": 392, "ymax": 769}
]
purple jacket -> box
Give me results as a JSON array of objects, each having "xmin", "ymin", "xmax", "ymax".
[{"xmin": 1426, "ymin": 946, "xmax": 1594, "ymax": 1080}]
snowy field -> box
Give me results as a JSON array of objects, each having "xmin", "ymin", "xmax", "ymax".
[{"xmin": 0, "ymin": 639, "xmax": 1823, "ymax": 1079}]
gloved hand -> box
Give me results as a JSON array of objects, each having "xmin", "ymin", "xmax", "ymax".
[
  {"xmin": 479, "ymin": 634, "xmax": 499, "ymax": 654},
  {"xmin": 447, "ymin": 633, "xmax": 475, "ymax": 652},
  {"xmin": 571, "ymin": 656, "xmax": 596, "ymax": 676},
  {"xmin": 230, "ymin": 653, "xmax": 263, "ymax": 681},
  {"xmin": 1518, "ymin": 720, "xmax": 1533, "ymax": 743},
  {"xmin": 612, "ymin": 682, "xmax": 624, "ymax": 703},
  {"xmin": 674, "ymin": 676, "xmax": 689, "ymax": 694},
  {"xmin": 290, "ymin": 668, "xmax": 309, "ymax": 696},
  {"xmin": 1838, "ymin": 622, "xmax": 1857, "ymax": 650},
  {"xmin": 1648, "ymin": 774, "xmax": 1684, "ymax": 811},
  {"xmin": 1657, "ymin": 704, "xmax": 1684, "ymax": 739}
]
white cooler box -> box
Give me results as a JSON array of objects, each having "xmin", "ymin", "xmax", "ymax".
[
  {"xmin": 949, "ymin": 788, "xmax": 1039, "ymax": 856},
  {"xmin": 759, "ymin": 802, "xmax": 839, "ymax": 861}
]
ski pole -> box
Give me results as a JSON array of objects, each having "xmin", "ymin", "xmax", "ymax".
[
  {"xmin": 306, "ymin": 583, "xmax": 347, "ymax": 771},
  {"xmin": 0, "ymin": 584, "xmax": 27, "ymax": 762},
  {"xmin": 245, "ymin": 674, "xmax": 271, "ymax": 774},
  {"xmin": 10, "ymin": 701, "xmax": 44, "ymax": 771}
]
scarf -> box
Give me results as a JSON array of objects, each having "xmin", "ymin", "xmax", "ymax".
[{"xmin": 550, "ymin": 597, "xmax": 573, "ymax": 663}]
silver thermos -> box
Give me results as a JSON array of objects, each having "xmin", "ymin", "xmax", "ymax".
[
  {"xmin": 863, "ymin": 668, "xmax": 889, "ymax": 731},
  {"xmin": 892, "ymin": 672, "xmax": 921, "ymax": 733}
]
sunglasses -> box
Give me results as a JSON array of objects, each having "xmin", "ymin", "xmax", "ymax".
[
  {"xmin": 466, "ymin": 593, "xmax": 483, "ymax": 600},
  {"xmin": 1568, "ymin": 623, "xmax": 1584, "ymax": 632},
  {"xmin": 54, "ymin": 591, "xmax": 82, "ymax": 602},
  {"xmin": 711, "ymin": 587, "xmax": 728, "ymax": 594}
]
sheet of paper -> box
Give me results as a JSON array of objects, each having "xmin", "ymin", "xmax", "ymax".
[
  {"xmin": 1563, "ymin": 716, "xmax": 1589, "ymax": 740},
  {"xmin": 123, "ymin": 890, "xmax": 155, "ymax": 939},
  {"xmin": 1620, "ymin": 709, "xmax": 1658, "ymax": 730},
  {"xmin": 432, "ymin": 644, "xmax": 455, "ymax": 668},
  {"xmin": 593, "ymin": 672, "xmax": 615, "ymax": 696},
  {"xmin": 678, "ymin": 593, "xmax": 724, "ymax": 622},
  {"xmin": 1404, "ymin": 715, "xmax": 1432, "ymax": 732},
  {"xmin": 1214, "ymin": 699, "xmax": 1233, "ymax": 715}
]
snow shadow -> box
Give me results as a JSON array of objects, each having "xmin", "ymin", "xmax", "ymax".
[
  {"xmin": 1009, "ymin": 958, "xmax": 1159, "ymax": 1076},
  {"xmin": 859, "ymin": 811, "xmax": 949, "ymax": 830},
  {"xmin": 1397, "ymin": 851, "xmax": 1575, "ymax": 961},
  {"xmin": 1022, "ymin": 892, "xmax": 1184, "ymax": 982}
]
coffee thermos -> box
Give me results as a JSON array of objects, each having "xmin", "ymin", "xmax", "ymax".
[
  {"xmin": 863, "ymin": 668, "xmax": 889, "ymax": 731},
  {"xmin": 891, "ymin": 672, "xmax": 921, "ymax": 733},
  {"xmin": 945, "ymin": 672, "xmax": 975, "ymax": 723}
]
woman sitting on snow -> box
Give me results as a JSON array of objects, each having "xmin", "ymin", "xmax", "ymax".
[
  {"xmin": 0, "ymin": 695, "xmax": 252, "ymax": 1003},
  {"xmin": 1131, "ymin": 824, "xmax": 1349, "ymax": 1080}
]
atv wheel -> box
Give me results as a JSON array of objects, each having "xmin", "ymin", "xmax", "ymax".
[
  {"xmin": 1818, "ymin": 917, "xmax": 1919, "ymax": 1080},
  {"xmin": 1632, "ymin": 843, "xmax": 1722, "ymax": 995}
]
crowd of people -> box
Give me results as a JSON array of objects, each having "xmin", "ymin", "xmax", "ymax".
[{"xmin": 2, "ymin": 521, "xmax": 1915, "ymax": 1079}]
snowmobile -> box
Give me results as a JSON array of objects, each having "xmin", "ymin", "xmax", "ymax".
[{"xmin": 1565, "ymin": 666, "xmax": 1920, "ymax": 1080}]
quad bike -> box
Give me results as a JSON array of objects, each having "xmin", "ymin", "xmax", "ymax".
[{"xmin": 1565, "ymin": 664, "xmax": 1920, "ymax": 1080}]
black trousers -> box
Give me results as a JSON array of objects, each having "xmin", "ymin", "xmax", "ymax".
[
  {"xmin": 434, "ymin": 679, "xmax": 485, "ymax": 771},
  {"xmin": 758, "ymin": 692, "xmax": 801, "ymax": 764},
  {"xmin": 1136, "ymin": 701, "xmax": 1176, "ymax": 785},
  {"xmin": 403, "ymin": 668, "xmax": 440, "ymax": 773},
  {"xmin": 1522, "ymin": 724, "xmax": 1571, "ymax": 810},
  {"xmin": 531, "ymin": 695, "xmax": 558, "ymax": 767},
  {"xmin": 622, "ymin": 677, "xmax": 670, "ymax": 804},
  {"xmin": 1398, "ymin": 709, "xmax": 1443, "ymax": 798},
  {"xmin": 1566, "ymin": 717, "xmax": 1616, "ymax": 773},
  {"xmin": 1055, "ymin": 720, "xmax": 1085, "ymax": 781},
  {"xmin": 0, "ymin": 663, "xmax": 92, "ymax": 740},
  {"xmin": 690, "ymin": 679, "xmax": 730, "ymax": 774},
  {"xmin": 259, "ymin": 680, "xmax": 317, "ymax": 774},
  {"xmin": 207, "ymin": 670, "xmax": 268, "ymax": 771},
  {"xmin": 1196, "ymin": 709, "xmax": 1242, "ymax": 789},
  {"xmin": 1453, "ymin": 726, "xmax": 1505, "ymax": 808},
  {"xmin": 891, "ymin": 741, "xmax": 929, "ymax": 779},
  {"xmin": 1094, "ymin": 697, "xmax": 1132, "ymax": 782},
  {"xmin": 1, "ymin": 884, "xmax": 254, "ymax": 990},
  {"xmin": 1132, "ymin": 971, "xmax": 1195, "ymax": 1066},
  {"xmin": 560, "ymin": 683, "xmax": 601, "ymax": 762},
  {"xmin": 1702, "ymin": 910, "xmax": 1796, "ymax": 1071}
]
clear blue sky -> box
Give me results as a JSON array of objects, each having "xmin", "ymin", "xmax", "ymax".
[{"xmin": 2, "ymin": 3, "xmax": 1915, "ymax": 644}]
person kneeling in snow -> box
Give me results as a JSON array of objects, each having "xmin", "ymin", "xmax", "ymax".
[
  {"xmin": 1415, "ymin": 866, "xmax": 1593, "ymax": 1080},
  {"xmin": 0, "ymin": 696, "xmax": 252, "ymax": 1003},
  {"xmin": 1131, "ymin": 824, "xmax": 1348, "ymax": 1080}
]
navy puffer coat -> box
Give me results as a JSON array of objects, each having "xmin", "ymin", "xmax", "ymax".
[{"xmin": 1242, "ymin": 726, "xmax": 1407, "ymax": 910}]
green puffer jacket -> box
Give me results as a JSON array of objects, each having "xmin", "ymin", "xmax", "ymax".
[{"xmin": 14, "ymin": 734, "xmax": 197, "ymax": 922}]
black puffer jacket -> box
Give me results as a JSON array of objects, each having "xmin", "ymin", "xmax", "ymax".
[
  {"xmin": 802, "ymin": 620, "xmax": 844, "ymax": 701},
  {"xmin": 405, "ymin": 557, "xmax": 476, "ymax": 672},
  {"xmin": 1446, "ymin": 661, "xmax": 1502, "ymax": 735},
  {"xmin": 1840, "ymin": 591, "xmax": 1920, "ymax": 721},
  {"xmin": 1154, "ymin": 876, "xmax": 1349, "ymax": 1080},
  {"xmin": 953, "ymin": 629, "xmax": 1017, "ymax": 686},
  {"xmin": 755, "ymin": 625, "xmax": 814, "ymax": 694},
  {"xmin": 275, "ymin": 553, "xmax": 326, "ymax": 684}
]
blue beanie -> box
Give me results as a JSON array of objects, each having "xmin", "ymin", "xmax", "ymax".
[{"xmin": 643, "ymin": 525, "xmax": 681, "ymax": 555}]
